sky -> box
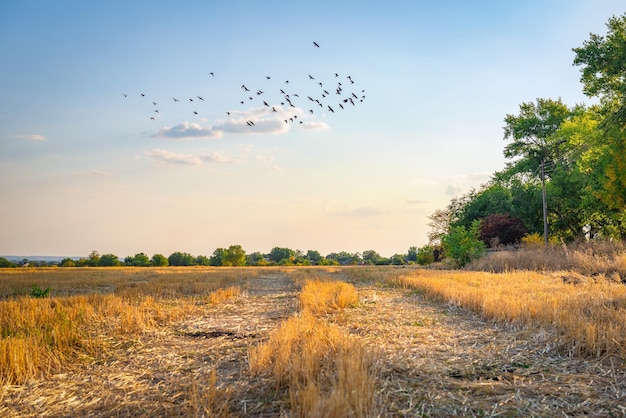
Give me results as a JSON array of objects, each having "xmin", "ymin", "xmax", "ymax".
[{"xmin": 0, "ymin": 1, "xmax": 624, "ymax": 258}]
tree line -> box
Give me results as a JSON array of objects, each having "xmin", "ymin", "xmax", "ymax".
[
  {"xmin": 419, "ymin": 13, "xmax": 626, "ymax": 267},
  {"xmin": 0, "ymin": 246, "xmax": 421, "ymax": 268}
]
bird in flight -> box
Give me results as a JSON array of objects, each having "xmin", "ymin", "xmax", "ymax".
[
  {"xmin": 123, "ymin": 93, "xmax": 128, "ymax": 98},
  {"xmin": 313, "ymin": 41, "xmax": 320, "ymax": 47},
  {"xmin": 210, "ymin": 72, "xmax": 214, "ymax": 77},
  {"xmin": 197, "ymin": 96, "xmax": 204, "ymax": 101},
  {"xmin": 173, "ymin": 97, "xmax": 180, "ymax": 102}
]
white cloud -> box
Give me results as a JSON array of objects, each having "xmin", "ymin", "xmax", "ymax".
[
  {"xmin": 153, "ymin": 122, "xmax": 223, "ymax": 140},
  {"xmin": 145, "ymin": 149, "xmax": 237, "ymax": 167},
  {"xmin": 152, "ymin": 106, "xmax": 317, "ymax": 140},
  {"xmin": 264, "ymin": 165, "xmax": 283, "ymax": 172},
  {"xmin": 300, "ymin": 121, "xmax": 330, "ymax": 130},
  {"xmin": 15, "ymin": 134, "xmax": 47, "ymax": 141},
  {"xmin": 200, "ymin": 151, "xmax": 237, "ymax": 164}
]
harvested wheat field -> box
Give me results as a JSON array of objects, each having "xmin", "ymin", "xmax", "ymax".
[{"xmin": 1, "ymin": 266, "xmax": 625, "ymax": 417}]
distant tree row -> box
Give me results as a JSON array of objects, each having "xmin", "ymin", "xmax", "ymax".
[{"xmin": 0, "ymin": 246, "xmax": 421, "ymax": 268}]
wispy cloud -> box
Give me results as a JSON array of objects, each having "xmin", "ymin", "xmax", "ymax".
[
  {"xmin": 88, "ymin": 169, "xmax": 110, "ymax": 176},
  {"xmin": 328, "ymin": 206, "xmax": 386, "ymax": 217},
  {"xmin": 14, "ymin": 134, "xmax": 47, "ymax": 141},
  {"xmin": 145, "ymin": 149, "xmax": 237, "ymax": 167}
]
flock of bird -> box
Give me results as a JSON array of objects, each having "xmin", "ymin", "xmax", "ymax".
[{"xmin": 123, "ymin": 42, "xmax": 367, "ymax": 129}]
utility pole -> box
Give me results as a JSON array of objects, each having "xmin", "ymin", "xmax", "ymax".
[{"xmin": 541, "ymin": 160, "xmax": 549, "ymax": 246}]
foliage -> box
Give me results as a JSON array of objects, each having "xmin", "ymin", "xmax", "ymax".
[
  {"xmin": 98, "ymin": 254, "xmax": 121, "ymax": 267},
  {"xmin": 151, "ymin": 253, "xmax": 168, "ymax": 267},
  {"xmin": 222, "ymin": 245, "xmax": 246, "ymax": 267},
  {"xmin": 245, "ymin": 251, "xmax": 266, "ymax": 266},
  {"xmin": 0, "ymin": 257, "xmax": 16, "ymax": 268},
  {"xmin": 406, "ymin": 246, "xmax": 418, "ymax": 263},
  {"xmin": 573, "ymin": 14, "xmax": 626, "ymax": 213},
  {"xmin": 60, "ymin": 258, "xmax": 75, "ymax": 267},
  {"xmin": 30, "ymin": 284, "xmax": 51, "ymax": 298},
  {"xmin": 442, "ymin": 221, "xmax": 486, "ymax": 267},
  {"xmin": 362, "ymin": 250, "xmax": 382, "ymax": 265},
  {"xmin": 196, "ymin": 255, "xmax": 210, "ymax": 266},
  {"xmin": 209, "ymin": 248, "xmax": 225, "ymax": 266},
  {"xmin": 268, "ymin": 247, "xmax": 295, "ymax": 264},
  {"xmin": 125, "ymin": 253, "xmax": 151, "ymax": 267},
  {"xmin": 325, "ymin": 251, "xmax": 362, "ymax": 265},
  {"xmin": 305, "ymin": 250, "xmax": 323, "ymax": 265},
  {"xmin": 478, "ymin": 213, "xmax": 527, "ymax": 247},
  {"xmin": 168, "ymin": 252, "xmax": 197, "ymax": 266},
  {"xmin": 416, "ymin": 245, "xmax": 435, "ymax": 266}
]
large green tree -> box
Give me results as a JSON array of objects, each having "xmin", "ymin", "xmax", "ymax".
[
  {"xmin": 222, "ymin": 245, "xmax": 246, "ymax": 266},
  {"xmin": 573, "ymin": 14, "xmax": 626, "ymax": 211}
]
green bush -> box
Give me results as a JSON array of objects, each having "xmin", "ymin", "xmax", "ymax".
[
  {"xmin": 442, "ymin": 221, "xmax": 486, "ymax": 267},
  {"xmin": 30, "ymin": 285, "xmax": 51, "ymax": 298},
  {"xmin": 416, "ymin": 245, "xmax": 435, "ymax": 265}
]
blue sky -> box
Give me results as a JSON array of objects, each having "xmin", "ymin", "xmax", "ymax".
[{"xmin": 0, "ymin": 1, "xmax": 623, "ymax": 258}]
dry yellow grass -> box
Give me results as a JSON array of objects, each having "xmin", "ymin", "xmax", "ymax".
[
  {"xmin": 394, "ymin": 269, "xmax": 626, "ymax": 359},
  {"xmin": 0, "ymin": 267, "xmax": 257, "ymax": 385},
  {"xmin": 299, "ymin": 279, "xmax": 359, "ymax": 314},
  {"xmin": 249, "ymin": 278, "xmax": 376, "ymax": 417},
  {"xmin": 3, "ymin": 266, "xmax": 626, "ymax": 416},
  {"xmin": 207, "ymin": 286, "xmax": 241, "ymax": 304}
]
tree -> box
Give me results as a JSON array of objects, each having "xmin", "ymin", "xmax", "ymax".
[
  {"xmin": 362, "ymin": 250, "xmax": 382, "ymax": 265},
  {"xmin": 246, "ymin": 252, "xmax": 266, "ymax": 266},
  {"xmin": 427, "ymin": 208, "xmax": 454, "ymax": 246},
  {"xmin": 168, "ymin": 252, "xmax": 196, "ymax": 266},
  {"xmin": 478, "ymin": 213, "xmax": 527, "ymax": 247},
  {"xmin": 125, "ymin": 252, "xmax": 151, "ymax": 267},
  {"xmin": 573, "ymin": 14, "xmax": 626, "ymax": 212},
  {"xmin": 406, "ymin": 246, "xmax": 418, "ymax": 263},
  {"xmin": 222, "ymin": 245, "xmax": 246, "ymax": 266},
  {"xmin": 503, "ymin": 98, "xmax": 575, "ymax": 244},
  {"xmin": 268, "ymin": 247, "xmax": 294, "ymax": 264},
  {"xmin": 326, "ymin": 251, "xmax": 361, "ymax": 265},
  {"xmin": 442, "ymin": 221, "xmax": 486, "ymax": 268},
  {"xmin": 60, "ymin": 257, "xmax": 75, "ymax": 267},
  {"xmin": 0, "ymin": 257, "xmax": 16, "ymax": 268},
  {"xmin": 573, "ymin": 14, "xmax": 626, "ymax": 112},
  {"xmin": 416, "ymin": 245, "xmax": 435, "ymax": 265},
  {"xmin": 305, "ymin": 250, "xmax": 323, "ymax": 265},
  {"xmin": 151, "ymin": 253, "xmax": 168, "ymax": 267},
  {"xmin": 99, "ymin": 253, "xmax": 121, "ymax": 267},
  {"xmin": 196, "ymin": 255, "xmax": 210, "ymax": 266},
  {"xmin": 209, "ymin": 248, "xmax": 226, "ymax": 266},
  {"xmin": 86, "ymin": 250, "xmax": 100, "ymax": 267}
]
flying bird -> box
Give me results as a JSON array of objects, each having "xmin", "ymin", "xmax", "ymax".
[
  {"xmin": 173, "ymin": 97, "xmax": 180, "ymax": 101},
  {"xmin": 210, "ymin": 72, "xmax": 214, "ymax": 77},
  {"xmin": 197, "ymin": 96, "xmax": 204, "ymax": 101},
  {"xmin": 313, "ymin": 41, "xmax": 320, "ymax": 47},
  {"xmin": 123, "ymin": 93, "xmax": 128, "ymax": 98}
]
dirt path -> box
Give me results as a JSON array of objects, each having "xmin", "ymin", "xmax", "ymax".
[
  {"xmin": 337, "ymin": 273, "xmax": 626, "ymax": 417},
  {"xmin": 2, "ymin": 269, "xmax": 625, "ymax": 417}
]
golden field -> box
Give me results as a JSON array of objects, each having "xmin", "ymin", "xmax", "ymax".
[{"xmin": 0, "ymin": 265, "xmax": 625, "ymax": 416}]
